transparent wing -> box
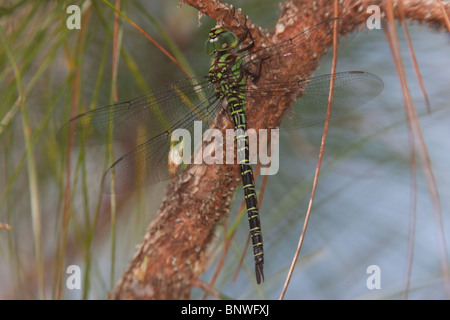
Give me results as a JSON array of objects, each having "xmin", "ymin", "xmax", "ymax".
[
  {"xmin": 60, "ymin": 76, "xmax": 217, "ymax": 146},
  {"xmin": 280, "ymin": 71, "xmax": 384, "ymax": 128},
  {"xmin": 60, "ymin": 76, "xmax": 223, "ymax": 193},
  {"xmin": 100, "ymin": 99, "xmax": 223, "ymax": 193},
  {"xmin": 241, "ymin": 18, "xmax": 339, "ymax": 77},
  {"xmin": 243, "ymin": 71, "xmax": 383, "ymax": 129}
]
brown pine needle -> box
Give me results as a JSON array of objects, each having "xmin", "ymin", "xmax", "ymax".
[
  {"xmin": 279, "ymin": 0, "xmax": 340, "ymax": 300},
  {"xmin": 101, "ymin": 0, "xmax": 191, "ymax": 77},
  {"xmin": 385, "ymin": 0, "xmax": 450, "ymax": 298}
]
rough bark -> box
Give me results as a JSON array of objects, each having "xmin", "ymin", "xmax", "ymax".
[{"xmin": 110, "ymin": 0, "xmax": 449, "ymax": 299}]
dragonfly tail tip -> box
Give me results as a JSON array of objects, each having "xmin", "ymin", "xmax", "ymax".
[{"xmin": 255, "ymin": 263, "xmax": 264, "ymax": 284}]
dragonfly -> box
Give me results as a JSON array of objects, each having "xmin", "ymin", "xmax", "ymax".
[{"xmin": 62, "ymin": 17, "xmax": 384, "ymax": 284}]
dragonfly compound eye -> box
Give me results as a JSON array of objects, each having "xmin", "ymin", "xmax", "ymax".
[{"xmin": 205, "ymin": 27, "xmax": 239, "ymax": 55}]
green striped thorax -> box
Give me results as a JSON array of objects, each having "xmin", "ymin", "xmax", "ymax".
[
  {"xmin": 205, "ymin": 26, "xmax": 239, "ymax": 55},
  {"xmin": 205, "ymin": 26, "xmax": 246, "ymax": 98}
]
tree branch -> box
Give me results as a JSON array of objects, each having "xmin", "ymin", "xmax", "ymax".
[{"xmin": 110, "ymin": 0, "xmax": 449, "ymax": 299}]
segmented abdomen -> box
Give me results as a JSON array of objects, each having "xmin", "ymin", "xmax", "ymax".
[{"xmin": 209, "ymin": 51, "xmax": 264, "ymax": 284}]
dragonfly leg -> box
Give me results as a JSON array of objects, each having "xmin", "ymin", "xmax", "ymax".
[
  {"xmin": 244, "ymin": 55, "xmax": 269, "ymax": 82},
  {"xmin": 232, "ymin": 10, "xmax": 254, "ymax": 53}
]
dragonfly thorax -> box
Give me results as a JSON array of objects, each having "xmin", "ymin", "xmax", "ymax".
[{"xmin": 208, "ymin": 52, "xmax": 245, "ymax": 100}]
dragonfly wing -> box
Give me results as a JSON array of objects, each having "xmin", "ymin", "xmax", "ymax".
[
  {"xmin": 280, "ymin": 71, "xmax": 384, "ymax": 128},
  {"xmin": 241, "ymin": 18, "xmax": 339, "ymax": 78},
  {"xmin": 101, "ymin": 98, "xmax": 223, "ymax": 193},
  {"xmin": 60, "ymin": 76, "xmax": 217, "ymax": 148},
  {"xmin": 101, "ymin": 133, "xmax": 174, "ymax": 193}
]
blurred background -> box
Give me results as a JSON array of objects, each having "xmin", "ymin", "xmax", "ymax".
[{"xmin": 0, "ymin": 0, "xmax": 449, "ymax": 299}]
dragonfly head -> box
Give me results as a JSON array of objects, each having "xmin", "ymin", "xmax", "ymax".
[{"xmin": 205, "ymin": 26, "xmax": 238, "ymax": 55}]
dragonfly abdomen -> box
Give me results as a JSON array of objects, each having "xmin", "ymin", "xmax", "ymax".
[
  {"xmin": 229, "ymin": 94, "xmax": 264, "ymax": 284},
  {"xmin": 209, "ymin": 43, "xmax": 265, "ymax": 284}
]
